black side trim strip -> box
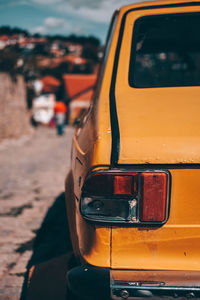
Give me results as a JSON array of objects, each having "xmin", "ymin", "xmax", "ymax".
[
  {"xmin": 114, "ymin": 163, "xmax": 200, "ymax": 169},
  {"xmin": 109, "ymin": 1, "xmax": 200, "ymax": 166}
]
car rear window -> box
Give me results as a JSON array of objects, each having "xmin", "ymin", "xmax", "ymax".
[{"xmin": 129, "ymin": 13, "xmax": 200, "ymax": 88}]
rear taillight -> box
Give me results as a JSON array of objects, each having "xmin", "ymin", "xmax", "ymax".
[
  {"xmin": 140, "ymin": 173, "xmax": 167, "ymax": 222},
  {"xmin": 80, "ymin": 170, "xmax": 169, "ymax": 225}
]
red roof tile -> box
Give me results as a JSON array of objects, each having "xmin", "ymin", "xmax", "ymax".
[
  {"xmin": 0, "ymin": 35, "xmax": 9, "ymax": 41},
  {"xmin": 65, "ymin": 55, "xmax": 86, "ymax": 65},
  {"xmin": 41, "ymin": 76, "xmax": 61, "ymax": 93},
  {"xmin": 63, "ymin": 74, "xmax": 97, "ymax": 101}
]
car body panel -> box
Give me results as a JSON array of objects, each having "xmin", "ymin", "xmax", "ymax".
[
  {"xmin": 66, "ymin": 0, "xmax": 200, "ymax": 295},
  {"xmin": 71, "ymin": 110, "xmax": 112, "ymax": 267},
  {"xmin": 111, "ymin": 169, "xmax": 200, "ymax": 270},
  {"xmin": 116, "ymin": 87, "xmax": 200, "ymax": 164},
  {"xmin": 116, "ymin": 6, "xmax": 200, "ymax": 164}
]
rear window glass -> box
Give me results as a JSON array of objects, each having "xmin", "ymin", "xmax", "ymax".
[{"xmin": 129, "ymin": 13, "xmax": 200, "ymax": 88}]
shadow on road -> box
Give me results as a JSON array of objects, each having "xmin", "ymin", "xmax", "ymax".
[{"xmin": 20, "ymin": 192, "xmax": 74, "ymax": 300}]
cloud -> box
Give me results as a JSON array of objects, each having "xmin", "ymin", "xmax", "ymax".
[
  {"xmin": 30, "ymin": 0, "xmax": 101, "ymax": 8},
  {"xmin": 60, "ymin": 3, "xmax": 113, "ymax": 24},
  {"xmin": 51, "ymin": 0, "xmax": 149, "ymax": 24},
  {"xmin": 5, "ymin": 0, "xmax": 150, "ymax": 25},
  {"xmin": 31, "ymin": 17, "xmax": 65, "ymax": 35},
  {"xmin": 0, "ymin": 0, "xmax": 28, "ymax": 7},
  {"xmin": 32, "ymin": 16, "xmax": 83, "ymax": 35},
  {"xmin": 66, "ymin": 0, "xmax": 101, "ymax": 9},
  {"xmin": 17, "ymin": 0, "xmax": 150, "ymax": 24},
  {"xmin": 1, "ymin": 0, "xmax": 150, "ymax": 41},
  {"xmin": 29, "ymin": 0, "xmax": 150, "ymax": 40},
  {"xmin": 32, "ymin": 26, "xmax": 47, "ymax": 34},
  {"xmin": 44, "ymin": 17, "xmax": 65, "ymax": 28},
  {"xmin": 30, "ymin": 0, "xmax": 63, "ymax": 4}
]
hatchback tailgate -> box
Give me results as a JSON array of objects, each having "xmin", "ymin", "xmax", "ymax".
[{"xmin": 111, "ymin": 168, "xmax": 200, "ymax": 271}]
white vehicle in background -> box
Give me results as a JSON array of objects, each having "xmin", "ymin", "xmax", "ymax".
[{"xmin": 32, "ymin": 93, "xmax": 55, "ymax": 125}]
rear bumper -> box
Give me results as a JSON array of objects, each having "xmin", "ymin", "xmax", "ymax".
[
  {"xmin": 67, "ymin": 265, "xmax": 200, "ymax": 299},
  {"xmin": 111, "ymin": 282, "xmax": 200, "ymax": 299}
]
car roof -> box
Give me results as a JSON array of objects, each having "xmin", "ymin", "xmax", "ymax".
[{"xmin": 119, "ymin": 0, "xmax": 200, "ymax": 12}]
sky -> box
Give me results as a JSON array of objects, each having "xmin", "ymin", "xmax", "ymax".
[{"xmin": 0, "ymin": 0, "xmax": 149, "ymax": 43}]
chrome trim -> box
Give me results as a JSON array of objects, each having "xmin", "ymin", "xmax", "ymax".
[{"xmin": 111, "ymin": 281, "xmax": 200, "ymax": 299}]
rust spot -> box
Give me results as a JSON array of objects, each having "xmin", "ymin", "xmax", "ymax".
[
  {"xmin": 129, "ymin": 199, "xmax": 137, "ymax": 209},
  {"xmin": 138, "ymin": 227, "xmax": 159, "ymax": 231},
  {"xmin": 28, "ymin": 266, "xmax": 35, "ymax": 284},
  {"xmin": 184, "ymin": 252, "xmax": 187, "ymax": 256}
]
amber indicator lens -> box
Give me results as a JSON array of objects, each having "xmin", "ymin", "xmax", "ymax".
[{"xmin": 140, "ymin": 172, "xmax": 167, "ymax": 222}]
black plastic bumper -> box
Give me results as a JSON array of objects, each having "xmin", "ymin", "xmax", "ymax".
[
  {"xmin": 67, "ymin": 265, "xmax": 200, "ymax": 299},
  {"xmin": 67, "ymin": 264, "xmax": 110, "ymax": 300}
]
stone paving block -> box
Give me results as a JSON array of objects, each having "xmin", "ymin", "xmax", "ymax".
[
  {"xmin": 0, "ymin": 276, "xmax": 24, "ymax": 288},
  {"xmin": 9, "ymin": 252, "xmax": 32, "ymax": 276},
  {"xmin": 0, "ymin": 285, "xmax": 22, "ymax": 297},
  {"xmin": 0, "ymin": 127, "xmax": 73, "ymax": 300}
]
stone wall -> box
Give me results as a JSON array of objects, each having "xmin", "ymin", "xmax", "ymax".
[{"xmin": 0, "ymin": 73, "xmax": 31, "ymax": 141}]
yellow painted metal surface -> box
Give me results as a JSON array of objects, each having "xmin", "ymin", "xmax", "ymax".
[
  {"xmin": 116, "ymin": 6, "xmax": 200, "ymax": 164},
  {"xmin": 65, "ymin": 170, "xmax": 111, "ymax": 267},
  {"xmin": 67, "ymin": 0, "xmax": 200, "ymax": 271},
  {"xmin": 111, "ymin": 169, "xmax": 200, "ymax": 270},
  {"xmin": 79, "ymin": 225, "xmax": 111, "ymax": 267}
]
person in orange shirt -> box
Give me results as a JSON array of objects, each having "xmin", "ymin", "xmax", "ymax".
[{"xmin": 54, "ymin": 100, "xmax": 67, "ymax": 135}]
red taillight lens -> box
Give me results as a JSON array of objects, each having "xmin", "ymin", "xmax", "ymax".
[
  {"xmin": 140, "ymin": 172, "xmax": 167, "ymax": 222},
  {"xmin": 81, "ymin": 171, "xmax": 169, "ymax": 224},
  {"xmin": 83, "ymin": 174, "xmax": 113, "ymax": 196},
  {"xmin": 114, "ymin": 175, "xmax": 135, "ymax": 195},
  {"xmin": 83, "ymin": 173, "xmax": 137, "ymax": 196}
]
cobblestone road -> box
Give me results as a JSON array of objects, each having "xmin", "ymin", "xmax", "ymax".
[{"xmin": 0, "ymin": 126, "xmax": 74, "ymax": 300}]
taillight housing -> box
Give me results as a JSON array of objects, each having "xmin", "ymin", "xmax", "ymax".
[{"xmin": 80, "ymin": 170, "xmax": 170, "ymax": 225}]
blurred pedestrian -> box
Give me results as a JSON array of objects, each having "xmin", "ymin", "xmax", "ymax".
[{"xmin": 54, "ymin": 100, "xmax": 67, "ymax": 135}]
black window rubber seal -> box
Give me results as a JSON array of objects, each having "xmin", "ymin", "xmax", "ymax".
[{"xmin": 109, "ymin": 1, "xmax": 200, "ymax": 166}]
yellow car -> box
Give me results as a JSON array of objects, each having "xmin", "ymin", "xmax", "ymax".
[{"xmin": 65, "ymin": 0, "xmax": 200, "ymax": 298}]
